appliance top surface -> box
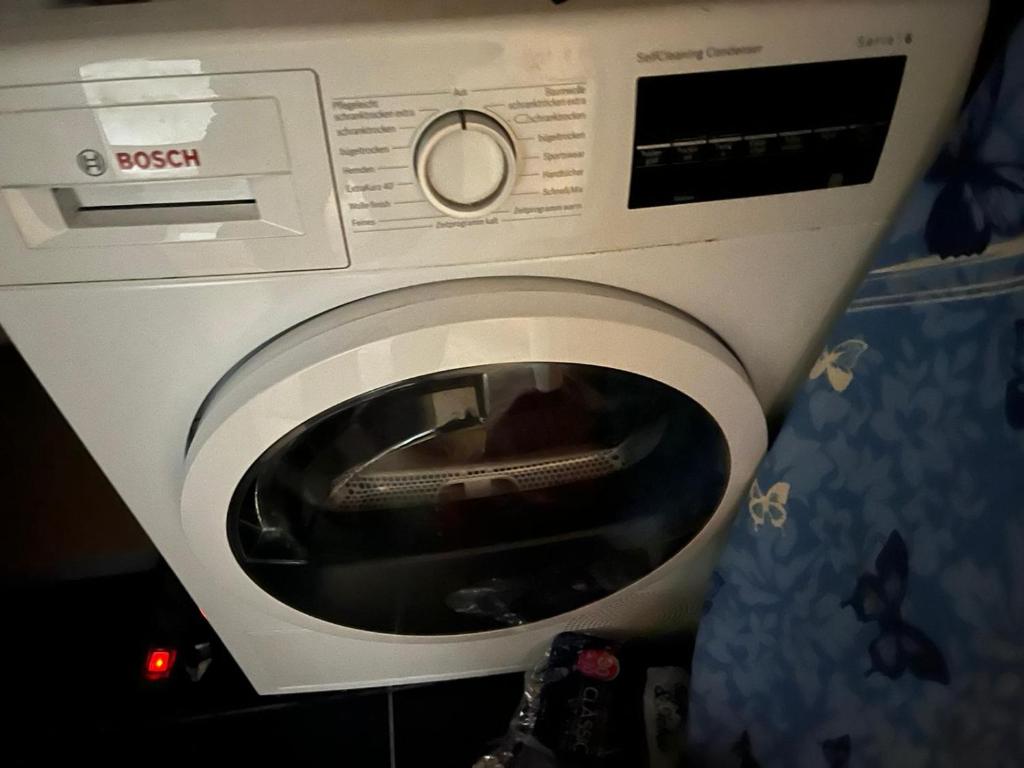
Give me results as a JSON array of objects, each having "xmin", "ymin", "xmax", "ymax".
[
  {"xmin": 0, "ymin": 0, "xmax": 987, "ymax": 285},
  {"xmin": 0, "ymin": 0, "xmax": 952, "ymax": 34},
  {"xmin": 0, "ymin": 0, "xmax": 984, "ymax": 75}
]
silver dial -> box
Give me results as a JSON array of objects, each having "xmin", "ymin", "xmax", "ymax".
[{"xmin": 414, "ymin": 110, "xmax": 517, "ymax": 218}]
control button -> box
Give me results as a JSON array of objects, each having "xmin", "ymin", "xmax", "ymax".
[
  {"xmin": 414, "ymin": 110, "xmax": 517, "ymax": 217},
  {"xmin": 427, "ymin": 125, "xmax": 505, "ymax": 205}
]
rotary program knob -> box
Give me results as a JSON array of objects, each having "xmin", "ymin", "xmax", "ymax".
[{"xmin": 414, "ymin": 110, "xmax": 517, "ymax": 217}]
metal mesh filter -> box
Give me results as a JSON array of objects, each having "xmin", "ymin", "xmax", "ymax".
[{"xmin": 329, "ymin": 422, "xmax": 665, "ymax": 513}]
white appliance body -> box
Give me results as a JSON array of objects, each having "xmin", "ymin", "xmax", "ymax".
[{"xmin": 0, "ymin": 0, "xmax": 986, "ymax": 693}]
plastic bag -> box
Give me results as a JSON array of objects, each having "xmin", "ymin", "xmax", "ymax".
[{"xmin": 475, "ymin": 632, "xmax": 693, "ymax": 768}]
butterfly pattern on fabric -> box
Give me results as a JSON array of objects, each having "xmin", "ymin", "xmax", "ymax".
[
  {"xmin": 809, "ymin": 339, "xmax": 869, "ymax": 393},
  {"xmin": 748, "ymin": 480, "xmax": 790, "ymax": 529},
  {"xmin": 732, "ymin": 731, "xmax": 761, "ymax": 768},
  {"xmin": 924, "ymin": 53, "xmax": 1024, "ymax": 258},
  {"xmin": 687, "ymin": 22, "xmax": 1024, "ymax": 767},
  {"xmin": 821, "ymin": 735, "xmax": 851, "ymax": 768},
  {"xmin": 702, "ymin": 571, "xmax": 725, "ymax": 616},
  {"xmin": 1007, "ymin": 319, "xmax": 1024, "ymax": 429},
  {"xmin": 842, "ymin": 531, "xmax": 950, "ymax": 684}
]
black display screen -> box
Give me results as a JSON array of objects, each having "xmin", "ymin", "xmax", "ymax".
[{"xmin": 628, "ymin": 56, "xmax": 907, "ymax": 209}]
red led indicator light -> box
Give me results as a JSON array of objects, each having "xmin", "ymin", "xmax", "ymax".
[{"xmin": 145, "ymin": 648, "xmax": 176, "ymax": 680}]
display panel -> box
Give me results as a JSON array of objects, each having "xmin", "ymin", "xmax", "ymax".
[{"xmin": 629, "ymin": 56, "xmax": 907, "ymax": 208}]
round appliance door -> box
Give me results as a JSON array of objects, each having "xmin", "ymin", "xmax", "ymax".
[{"xmin": 182, "ymin": 279, "xmax": 766, "ymax": 637}]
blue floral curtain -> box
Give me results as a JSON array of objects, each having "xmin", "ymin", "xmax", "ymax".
[{"xmin": 687, "ymin": 23, "xmax": 1024, "ymax": 767}]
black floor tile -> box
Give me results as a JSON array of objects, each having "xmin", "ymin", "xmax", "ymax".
[
  {"xmin": 8, "ymin": 690, "xmax": 392, "ymax": 767},
  {"xmin": 136, "ymin": 690, "xmax": 391, "ymax": 767},
  {"xmin": 392, "ymin": 673, "xmax": 526, "ymax": 768},
  {"xmin": 2, "ymin": 569, "xmax": 392, "ymax": 767}
]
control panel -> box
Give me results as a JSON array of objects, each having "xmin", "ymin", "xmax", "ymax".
[
  {"xmin": 629, "ymin": 57, "xmax": 907, "ymax": 208},
  {"xmin": 0, "ymin": 0, "xmax": 987, "ymax": 283},
  {"xmin": 329, "ymin": 81, "xmax": 590, "ymax": 239}
]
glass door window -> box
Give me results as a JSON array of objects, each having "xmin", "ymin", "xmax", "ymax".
[{"xmin": 228, "ymin": 363, "xmax": 729, "ymax": 635}]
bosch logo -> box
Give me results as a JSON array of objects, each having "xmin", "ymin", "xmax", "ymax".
[
  {"xmin": 76, "ymin": 149, "xmax": 106, "ymax": 177},
  {"xmin": 115, "ymin": 148, "xmax": 201, "ymax": 171}
]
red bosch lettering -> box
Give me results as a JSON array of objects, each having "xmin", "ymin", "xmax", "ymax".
[{"xmin": 114, "ymin": 148, "xmax": 202, "ymax": 170}]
